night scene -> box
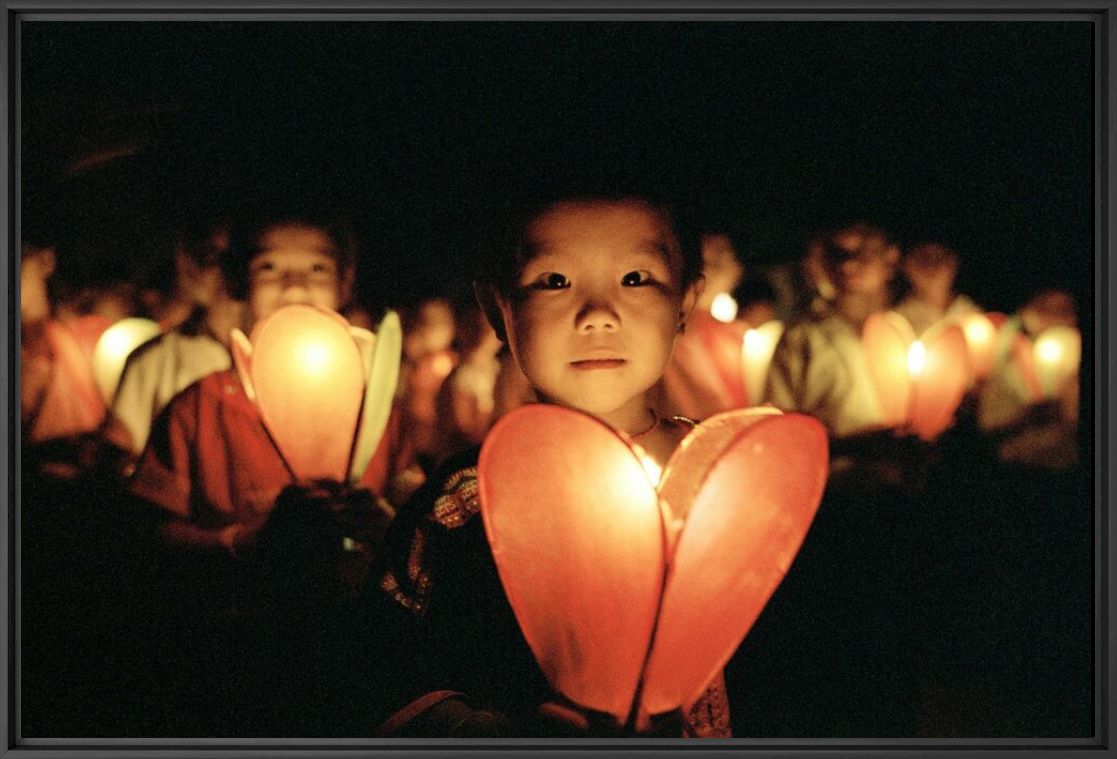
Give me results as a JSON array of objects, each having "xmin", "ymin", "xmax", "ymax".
[{"xmin": 16, "ymin": 18, "xmax": 1094, "ymax": 740}]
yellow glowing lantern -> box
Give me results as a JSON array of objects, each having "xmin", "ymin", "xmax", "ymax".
[
  {"xmin": 230, "ymin": 304, "xmax": 402, "ymax": 484},
  {"xmin": 740, "ymin": 320, "xmax": 785, "ymax": 407},
  {"xmin": 959, "ymin": 312, "xmax": 999, "ymax": 379},
  {"xmin": 478, "ymin": 404, "xmax": 827, "ymax": 729},
  {"xmin": 863, "ymin": 311, "xmax": 971, "ymax": 440},
  {"xmin": 1031, "ymin": 326, "xmax": 1081, "ymax": 398},
  {"xmin": 91, "ymin": 317, "xmax": 162, "ymax": 403},
  {"xmin": 709, "ymin": 293, "xmax": 739, "ymax": 324}
]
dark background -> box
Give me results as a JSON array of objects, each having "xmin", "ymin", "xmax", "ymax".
[{"xmin": 21, "ymin": 20, "xmax": 1094, "ymax": 314}]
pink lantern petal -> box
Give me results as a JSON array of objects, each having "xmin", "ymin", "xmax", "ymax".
[
  {"xmin": 478, "ymin": 404, "xmax": 665, "ymax": 722},
  {"xmin": 863, "ymin": 311, "xmax": 914, "ymax": 427},
  {"xmin": 641, "ymin": 413, "xmax": 828, "ymax": 717},
  {"xmin": 909, "ymin": 324, "xmax": 970, "ymax": 440},
  {"xmin": 249, "ymin": 304, "xmax": 365, "ymax": 483}
]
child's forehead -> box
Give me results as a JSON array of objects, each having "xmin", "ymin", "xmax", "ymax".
[
  {"xmin": 523, "ymin": 200, "xmax": 679, "ymax": 263},
  {"xmin": 255, "ymin": 224, "xmax": 335, "ymax": 256}
]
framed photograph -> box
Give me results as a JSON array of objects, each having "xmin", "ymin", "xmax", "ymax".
[{"xmin": 5, "ymin": 1, "xmax": 1111, "ymax": 756}]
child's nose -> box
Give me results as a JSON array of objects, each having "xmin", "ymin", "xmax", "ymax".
[
  {"xmin": 575, "ymin": 299, "xmax": 620, "ymax": 332},
  {"xmin": 278, "ymin": 272, "xmax": 312, "ymax": 304}
]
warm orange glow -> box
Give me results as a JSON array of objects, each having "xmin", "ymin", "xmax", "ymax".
[
  {"xmin": 430, "ymin": 351, "xmax": 455, "ymax": 379},
  {"xmin": 709, "ymin": 293, "xmax": 739, "ymax": 323},
  {"xmin": 478, "ymin": 404, "xmax": 828, "ymax": 725},
  {"xmin": 907, "ymin": 340, "xmax": 927, "ymax": 377},
  {"xmin": 91, "ymin": 317, "xmax": 162, "ymax": 402},
  {"xmin": 1032, "ymin": 326, "xmax": 1081, "ymax": 397},
  {"xmin": 632, "ymin": 445, "xmax": 663, "ymax": 487},
  {"xmin": 740, "ymin": 320, "xmax": 784, "ymax": 406},
  {"xmin": 864, "ymin": 312, "xmax": 969, "ymax": 439},
  {"xmin": 960, "ymin": 312, "xmax": 997, "ymax": 379}
]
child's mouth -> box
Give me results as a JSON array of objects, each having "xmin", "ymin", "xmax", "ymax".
[{"xmin": 570, "ymin": 359, "xmax": 626, "ymax": 370}]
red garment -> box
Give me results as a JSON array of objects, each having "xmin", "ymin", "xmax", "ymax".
[
  {"xmin": 653, "ymin": 312, "xmax": 749, "ymax": 420},
  {"xmin": 130, "ymin": 369, "xmax": 406, "ymax": 531},
  {"xmin": 22, "ymin": 320, "xmax": 107, "ymax": 444}
]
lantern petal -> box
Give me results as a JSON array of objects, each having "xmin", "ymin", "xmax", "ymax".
[
  {"xmin": 658, "ymin": 406, "xmax": 783, "ymax": 547},
  {"xmin": 349, "ymin": 309, "xmax": 402, "ymax": 483},
  {"xmin": 249, "ymin": 304, "xmax": 365, "ymax": 483},
  {"xmin": 909, "ymin": 324, "xmax": 970, "ymax": 440},
  {"xmin": 640, "ymin": 413, "xmax": 828, "ymax": 717},
  {"xmin": 862, "ymin": 312, "xmax": 915, "ymax": 427},
  {"xmin": 229, "ymin": 328, "xmax": 256, "ymax": 403},
  {"xmin": 91, "ymin": 317, "xmax": 163, "ymax": 404},
  {"xmin": 478, "ymin": 404, "xmax": 665, "ymax": 723}
]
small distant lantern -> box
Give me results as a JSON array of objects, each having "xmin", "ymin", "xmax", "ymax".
[
  {"xmin": 959, "ymin": 312, "xmax": 999, "ymax": 380},
  {"xmin": 863, "ymin": 311, "xmax": 971, "ymax": 440},
  {"xmin": 91, "ymin": 317, "xmax": 162, "ymax": 403},
  {"xmin": 740, "ymin": 320, "xmax": 784, "ymax": 407},
  {"xmin": 478, "ymin": 404, "xmax": 828, "ymax": 730},
  {"xmin": 230, "ymin": 304, "xmax": 402, "ymax": 484},
  {"xmin": 709, "ymin": 293, "xmax": 739, "ymax": 324},
  {"xmin": 1028, "ymin": 325, "xmax": 1082, "ymax": 399}
]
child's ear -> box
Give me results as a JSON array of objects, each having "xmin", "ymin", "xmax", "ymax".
[
  {"xmin": 680, "ymin": 274, "xmax": 705, "ymax": 325},
  {"xmin": 473, "ymin": 281, "xmax": 509, "ymax": 344},
  {"xmin": 338, "ymin": 265, "xmax": 357, "ymax": 310}
]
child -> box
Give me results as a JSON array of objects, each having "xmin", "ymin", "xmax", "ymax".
[
  {"xmin": 355, "ymin": 187, "xmax": 736, "ymax": 738},
  {"xmin": 895, "ymin": 241, "xmax": 980, "ymax": 337},
  {"xmin": 764, "ymin": 222, "xmax": 900, "ymax": 442},
  {"xmin": 128, "ymin": 209, "xmax": 415, "ymax": 559},
  {"xmin": 109, "ymin": 218, "xmax": 245, "ymax": 458}
]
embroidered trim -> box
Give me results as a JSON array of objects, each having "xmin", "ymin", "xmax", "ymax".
[{"xmin": 432, "ymin": 466, "xmax": 481, "ymax": 529}]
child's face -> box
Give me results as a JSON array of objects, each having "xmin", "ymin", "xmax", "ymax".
[
  {"xmin": 247, "ymin": 224, "xmax": 347, "ymax": 325},
  {"xmin": 497, "ymin": 200, "xmax": 698, "ymax": 424},
  {"xmin": 825, "ymin": 230, "xmax": 897, "ymax": 297}
]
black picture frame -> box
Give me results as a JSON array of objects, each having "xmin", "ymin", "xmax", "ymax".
[{"xmin": 3, "ymin": 2, "xmax": 1112, "ymax": 757}]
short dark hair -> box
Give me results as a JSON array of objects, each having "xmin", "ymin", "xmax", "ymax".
[
  {"xmin": 222, "ymin": 208, "xmax": 358, "ymax": 301},
  {"xmin": 473, "ymin": 181, "xmax": 703, "ymax": 342}
]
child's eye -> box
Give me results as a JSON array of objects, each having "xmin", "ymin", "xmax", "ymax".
[
  {"xmin": 621, "ymin": 270, "xmax": 654, "ymax": 287},
  {"xmin": 531, "ymin": 272, "xmax": 570, "ymax": 290}
]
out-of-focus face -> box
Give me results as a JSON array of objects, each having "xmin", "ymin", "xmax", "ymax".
[
  {"xmin": 902, "ymin": 244, "xmax": 958, "ymax": 301},
  {"xmin": 698, "ymin": 233, "xmax": 744, "ymax": 308},
  {"xmin": 247, "ymin": 224, "xmax": 346, "ymax": 325},
  {"xmin": 20, "ymin": 247, "xmax": 54, "ymax": 325},
  {"xmin": 497, "ymin": 200, "xmax": 699, "ymax": 426},
  {"xmin": 825, "ymin": 229, "xmax": 897, "ymax": 297}
]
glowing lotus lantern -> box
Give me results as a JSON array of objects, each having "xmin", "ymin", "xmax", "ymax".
[
  {"xmin": 1022, "ymin": 325, "xmax": 1081, "ymax": 400},
  {"xmin": 954, "ymin": 312, "xmax": 1000, "ymax": 380},
  {"xmin": 740, "ymin": 320, "xmax": 784, "ymax": 407},
  {"xmin": 709, "ymin": 293, "xmax": 739, "ymax": 324},
  {"xmin": 478, "ymin": 404, "xmax": 828, "ymax": 730},
  {"xmin": 91, "ymin": 317, "xmax": 162, "ymax": 403},
  {"xmin": 230, "ymin": 304, "xmax": 402, "ymax": 484},
  {"xmin": 862, "ymin": 311, "xmax": 971, "ymax": 440}
]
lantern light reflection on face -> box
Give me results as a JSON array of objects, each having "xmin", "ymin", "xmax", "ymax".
[
  {"xmin": 907, "ymin": 339, "xmax": 927, "ymax": 377},
  {"xmin": 709, "ymin": 293, "xmax": 739, "ymax": 323}
]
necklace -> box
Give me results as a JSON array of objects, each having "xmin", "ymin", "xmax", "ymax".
[{"xmin": 630, "ymin": 408, "xmax": 660, "ymax": 439}]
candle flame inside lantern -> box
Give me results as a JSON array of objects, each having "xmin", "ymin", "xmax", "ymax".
[
  {"xmin": 962, "ymin": 314, "xmax": 994, "ymax": 349},
  {"xmin": 710, "ymin": 293, "xmax": 739, "ymax": 323},
  {"xmin": 907, "ymin": 340, "xmax": 927, "ymax": 377},
  {"xmin": 1035, "ymin": 335, "xmax": 1064, "ymax": 365},
  {"xmin": 298, "ymin": 339, "xmax": 332, "ymax": 374}
]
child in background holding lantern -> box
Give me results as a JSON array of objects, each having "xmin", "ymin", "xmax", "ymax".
[
  {"xmin": 342, "ymin": 183, "xmax": 735, "ymax": 738},
  {"xmin": 977, "ymin": 288, "xmax": 1080, "ymax": 469},
  {"xmin": 895, "ymin": 241, "xmax": 980, "ymax": 338},
  {"xmin": 765, "ymin": 222, "xmax": 899, "ymax": 442},
  {"xmin": 108, "ymin": 216, "xmax": 246, "ymax": 460},
  {"xmin": 129, "ymin": 207, "xmax": 417, "ymax": 562}
]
